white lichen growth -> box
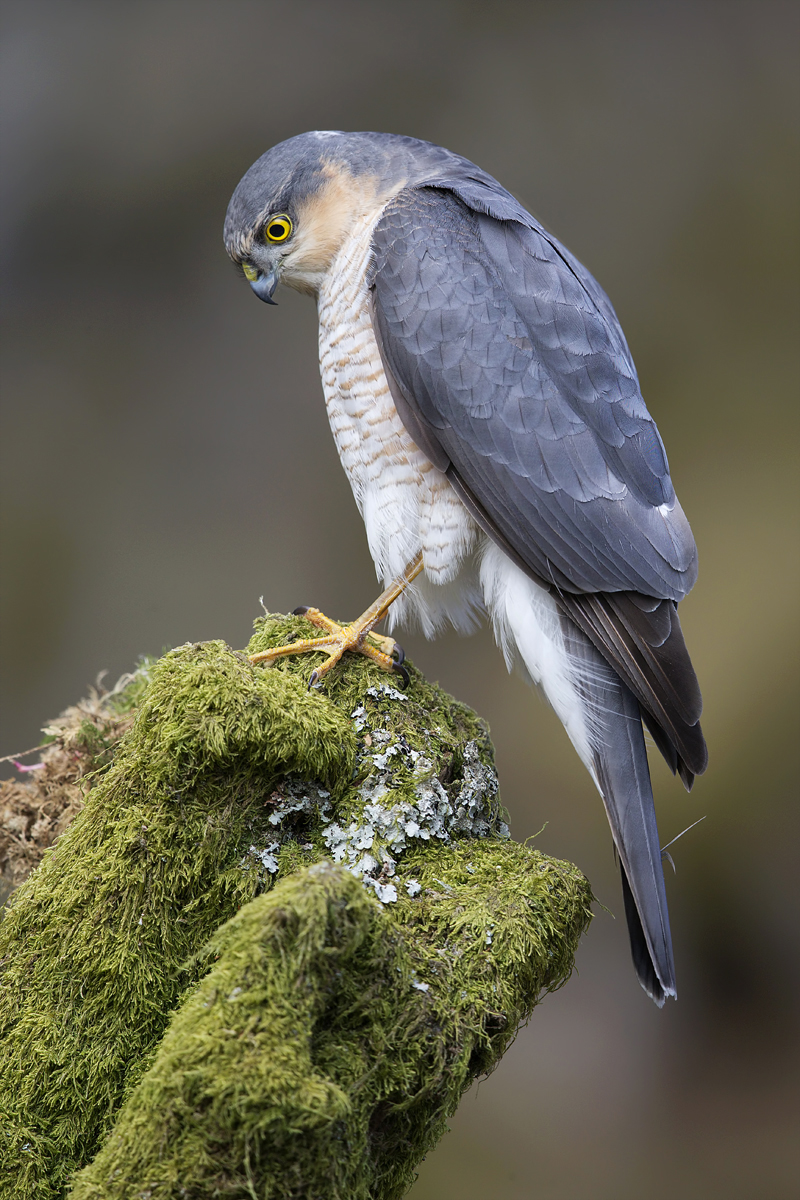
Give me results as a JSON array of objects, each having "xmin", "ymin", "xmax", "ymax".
[
  {"xmin": 364, "ymin": 683, "xmax": 408, "ymax": 704},
  {"xmin": 243, "ymin": 684, "xmax": 506, "ymax": 907},
  {"xmin": 321, "ymin": 727, "xmax": 506, "ymax": 903},
  {"xmin": 241, "ymin": 780, "xmax": 332, "ymax": 877},
  {"xmin": 246, "ymin": 842, "xmax": 280, "ymax": 874}
]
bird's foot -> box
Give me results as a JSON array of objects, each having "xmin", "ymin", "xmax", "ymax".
[
  {"xmin": 250, "ymin": 607, "xmax": 407, "ymax": 688},
  {"xmin": 249, "ymin": 555, "xmax": 423, "ymax": 689}
]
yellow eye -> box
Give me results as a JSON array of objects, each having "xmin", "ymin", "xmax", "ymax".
[
  {"xmin": 242, "ymin": 263, "xmax": 258, "ymax": 282},
  {"xmin": 264, "ymin": 214, "xmax": 292, "ymax": 243}
]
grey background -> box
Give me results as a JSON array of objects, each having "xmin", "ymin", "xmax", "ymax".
[{"xmin": 1, "ymin": 1, "xmax": 798, "ymax": 1196}]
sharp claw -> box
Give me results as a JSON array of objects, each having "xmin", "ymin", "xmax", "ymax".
[
  {"xmin": 392, "ymin": 661, "xmax": 410, "ymax": 689},
  {"xmin": 308, "ymin": 669, "xmax": 319, "ymax": 691},
  {"xmin": 293, "ymin": 606, "xmax": 310, "ymax": 616},
  {"xmin": 391, "ymin": 642, "xmax": 405, "ymax": 666}
]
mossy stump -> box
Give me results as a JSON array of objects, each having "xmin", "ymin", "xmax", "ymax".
[{"xmin": 0, "ymin": 613, "xmax": 592, "ymax": 1200}]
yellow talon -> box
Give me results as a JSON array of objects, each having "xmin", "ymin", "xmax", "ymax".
[{"xmin": 249, "ymin": 555, "xmax": 422, "ymax": 686}]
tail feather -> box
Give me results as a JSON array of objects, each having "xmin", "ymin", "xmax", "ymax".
[
  {"xmin": 567, "ymin": 618, "xmax": 677, "ymax": 1003},
  {"xmin": 591, "ymin": 709, "xmax": 676, "ymax": 1004},
  {"xmin": 620, "ymin": 864, "xmax": 671, "ymax": 1007},
  {"xmin": 558, "ymin": 589, "xmax": 707, "ymax": 786},
  {"xmin": 481, "ymin": 546, "xmax": 677, "ymax": 1003}
]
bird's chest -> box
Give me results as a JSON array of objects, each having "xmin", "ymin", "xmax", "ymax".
[
  {"xmin": 316, "ymin": 226, "xmax": 426, "ymax": 514},
  {"xmin": 315, "ymin": 220, "xmax": 477, "ymax": 587}
]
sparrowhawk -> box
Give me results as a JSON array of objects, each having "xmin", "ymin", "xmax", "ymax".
[{"xmin": 224, "ymin": 131, "xmax": 707, "ymax": 1006}]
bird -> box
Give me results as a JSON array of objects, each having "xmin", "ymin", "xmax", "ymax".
[{"xmin": 223, "ymin": 131, "xmax": 707, "ymax": 1006}]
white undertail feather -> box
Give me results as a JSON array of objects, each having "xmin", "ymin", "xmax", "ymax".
[{"xmin": 480, "ymin": 543, "xmax": 602, "ymax": 775}]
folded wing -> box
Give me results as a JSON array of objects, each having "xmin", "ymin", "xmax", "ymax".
[{"xmin": 368, "ymin": 186, "xmax": 706, "ymax": 783}]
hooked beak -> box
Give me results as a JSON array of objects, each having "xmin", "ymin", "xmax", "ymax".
[{"xmin": 249, "ymin": 269, "xmax": 279, "ymax": 305}]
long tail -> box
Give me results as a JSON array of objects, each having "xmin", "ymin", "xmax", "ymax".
[
  {"xmin": 566, "ymin": 619, "xmax": 676, "ymax": 1004},
  {"xmin": 482, "ymin": 545, "xmax": 676, "ymax": 1004}
]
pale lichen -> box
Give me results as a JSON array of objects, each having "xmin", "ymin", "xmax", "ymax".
[{"xmin": 320, "ymin": 732, "xmax": 507, "ymax": 904}]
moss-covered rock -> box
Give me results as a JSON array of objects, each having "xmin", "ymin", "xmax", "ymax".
[{"xmin": 0, "ymin": 614, "xmax": 592, "ymax": 1199}]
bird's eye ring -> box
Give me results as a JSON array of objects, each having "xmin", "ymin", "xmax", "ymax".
[
  {"xmin": 264, "ymin": 214, "xmax": 292, "ymax": 243},
  {"xmin": 242, "ymin": 263, "xmax": 258, "ymax": 282}
]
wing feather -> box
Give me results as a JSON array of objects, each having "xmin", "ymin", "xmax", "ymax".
[
  {"xmin": 369, "ymin": 189, "xmax": 698, "ymax": 598},
  {"xmin": 368, "ymin": 186, "xmax": 706, "ymax": 783}
]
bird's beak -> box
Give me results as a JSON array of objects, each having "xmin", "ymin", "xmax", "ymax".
[{"xmin": 249, "ymin": 269, "xmax": 279, "ymax": 305}]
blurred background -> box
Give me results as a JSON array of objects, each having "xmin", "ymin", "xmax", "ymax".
[{"xmin": 1, "ymin": 1, "xmax": 798, "ymax": 1195}]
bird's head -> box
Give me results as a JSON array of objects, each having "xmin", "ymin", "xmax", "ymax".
[{"xmin": 223, "ymin": 130, "xmax": 457, "ymax": 301}]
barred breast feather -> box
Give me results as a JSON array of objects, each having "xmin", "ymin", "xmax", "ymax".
[{"xmin": 316, "ymin": 207, "xmax": 482, "ymax": 636}]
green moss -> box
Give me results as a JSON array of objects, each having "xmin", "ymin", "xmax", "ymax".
[
  {"xmin": 0, "ymin": 616, "xmax": 592, "ymax": 1200},
  {"xmin": 71, "ymin": 842, "xmax": 589, "ymax": 1200}
]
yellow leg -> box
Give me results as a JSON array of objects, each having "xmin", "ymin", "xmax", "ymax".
[{"xmin": 250, "ymin": 553, "xmax": 424, "ymax": 687}]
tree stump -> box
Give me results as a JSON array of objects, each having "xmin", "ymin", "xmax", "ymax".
[{"xmin": 0, "ymin": 613, "xmax": 592, "ymax": 1200}]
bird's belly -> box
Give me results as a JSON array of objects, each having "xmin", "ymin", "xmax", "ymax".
[{"xmin": 316, "ymin": 218, "xmax": 481, "ymax": 635}]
